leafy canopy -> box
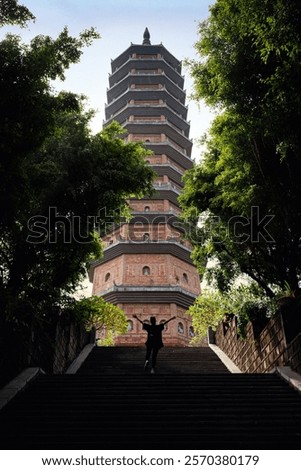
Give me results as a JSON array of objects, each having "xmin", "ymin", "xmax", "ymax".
[
  {"xmin": 188, "ymin": 284, "xmax": 278, "ymax": 342},
  {"xmin": 0, "ymin": 2, "xmax": 154, "ymax": 330},
  {"xmin": 73, "ymin": 296, "xmax": 128, "ymax": 346},
  {"xmin": 0, "ymin": 0, "xmax": 34, "ymax": 27},
  {"xmin": 181, "ymin": 0, "xmax": 301, "ymax": 295}
]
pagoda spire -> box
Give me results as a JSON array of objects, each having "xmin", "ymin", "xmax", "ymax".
[{"xmin": 143, "ymin": 27, "xmax": 151, "ymax": 45}]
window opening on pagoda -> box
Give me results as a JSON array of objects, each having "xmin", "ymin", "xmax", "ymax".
[
  {"xmin": 127, "ymin": 320, "xmax": 133, "ymax": 332},
  {"xmin": 143, "ymin": 233, "xmax": 150, "ymax": 240},
  {"xmin": 144, "ymin": 206, "xmax": 150, "ymax": 212},
  {"xmin": 183, "ymin": 273, "xmax": 188, "ymax": 283},
  {"xmin": 105, "ymin": 272, "xmax": 111, "ymax": 282},
  {"xmin": 142, "ymin": 266, "xmax": 150, "ymax": 275},
  {"xmin": 178, "ymin": 322, "xmax": 184, "ymax": 334},
  {"xmin": 189, "ymin": 326, "xmax": 195, "ymax": 337}
]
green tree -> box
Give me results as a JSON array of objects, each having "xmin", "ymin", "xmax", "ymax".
[
  {"xmin": 188, "ymin": 284, "xmax": 278, "ymax": 342},
  {"xmin": 181, "ymin": 0, "xmax": 301, "ymax": 295},
  {"xmin": 73, "ymin": 296, "xmax": 128, "ymax": 346},
  {"xmin": 0, "ymin": 0, "xmax": 34, "ymax": 27},
  {"xmin": 0, "ymin": 3, "xmax": 154, "ymax": 354},
  {"xmin": 188, "ymin": 289, "xmax": 228, "ymax": 341}
]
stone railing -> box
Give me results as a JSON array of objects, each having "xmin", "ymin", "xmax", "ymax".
[
  {"xmin": 51, "ymin": 317, "xmax": 95, "ymax": 374},
  {"xmin": 213, "ymin": 309, "xmax": 301, "ymax": 373},
  {"xmin": 286, "ymin": 332, "xmax": 301, "ymax": 373}
]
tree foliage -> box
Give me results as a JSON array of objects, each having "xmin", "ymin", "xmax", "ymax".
[
  {"xmin": 0, "ymin": 3, "xmax": 154, "ymax": 332},
  {"xmin": 188, "ymin": 289, "xmax": 228, "ymax": 341},
  {"xmin": 181, "ymin": 0, "xmax": 301, "ymax": 295},
  {"xmin": 73, "ymin": 296, "xmax": 128, "ymax": 345},
  {"xmin": 0, "ymin": 0, "xmax": 34, "ymax": 27},
  {"xmin": 188, "ymin": 284, "xmax": 278, "ymax": 342}
]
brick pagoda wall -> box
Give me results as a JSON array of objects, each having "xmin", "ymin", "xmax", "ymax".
[{"xmin": 115, "ymin": 304, "xmax": 192, "ymax": 346}]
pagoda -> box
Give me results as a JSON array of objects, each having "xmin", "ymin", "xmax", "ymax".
[{"xmin": 90, "ymin": 28, "xmax": 201, "ymax": 345}]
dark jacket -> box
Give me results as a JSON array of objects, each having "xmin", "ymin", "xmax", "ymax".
[{"xmin": 143, "ymin": 323, "xmax": 164, "ymax": 348}]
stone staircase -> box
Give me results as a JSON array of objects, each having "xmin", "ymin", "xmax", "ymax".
[
  {"xmin": 1, "ymin": 346, "xmax": 301, "ymax": 450},
  {"xmin": 77, "ymin": 346, "xmax": 230, "ymax": 374}
]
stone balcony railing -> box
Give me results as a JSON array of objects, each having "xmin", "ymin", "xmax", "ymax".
[
  {"xmin": 96, "ymin": 283, "xmax": 196, "ymax": 298},
  {"xmin": 102, "ymin": 237, "xmax": 192, "ymax": 251},
  {"xmin": 212, "ymin": 307, "xmax": 301, "ymax": 374},
  {"xmin": 153, "ymin": 182, "xmax": 181, "ymax": 195}
]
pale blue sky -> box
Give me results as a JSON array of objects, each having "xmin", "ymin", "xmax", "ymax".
[{"xmin": 1, "ymin": 0, "xmax": 216, "ymax": 160}]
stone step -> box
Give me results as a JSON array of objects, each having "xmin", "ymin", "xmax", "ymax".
[
  {"xmin": 1, "ymin": 372, "xmax": 301, "ymax": 449},
  {"xmin": 1, "ymin": 347, "xmax": 301, "ymax": 450},
  {"xmin": 77, "ymin": 346, "xmax": 230, "ymax": 374}
]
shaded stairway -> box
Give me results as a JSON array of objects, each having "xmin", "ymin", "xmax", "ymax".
[
  {"xmin": 1, "ymin": 346, "xmax": 301, "ymax": 450},
  {"xmin": 77, "ymin": 346, "xmax": 230, "ymax": 374}
]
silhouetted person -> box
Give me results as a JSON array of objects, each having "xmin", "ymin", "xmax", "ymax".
[{"xmin": 133, "ymin": 315, "xmax": 176, "ymax": 373}]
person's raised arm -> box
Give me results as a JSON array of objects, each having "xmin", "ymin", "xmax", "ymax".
[
  {"xmin": 164, "ymin": 316, "xmax": 176, "ymax": 325},
  {"xmin": 133, "ymin": 314, "xmax": 144, "ymax": 325}
]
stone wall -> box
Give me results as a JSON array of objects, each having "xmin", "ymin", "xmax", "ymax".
[
  {"xmin": 0, "ymin": 313, "xmax": 93, "ymax": 387},
  {"xmin": 51, "ymin": 317, "xmax": 94, "ymax": 374},
  {"xmin": 214, "ymin": 313, "xmax": 295, "ymax": 373},
  {"xmin": 287, "ymin": 333, "xmax": 301, "ymax": 374}
]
